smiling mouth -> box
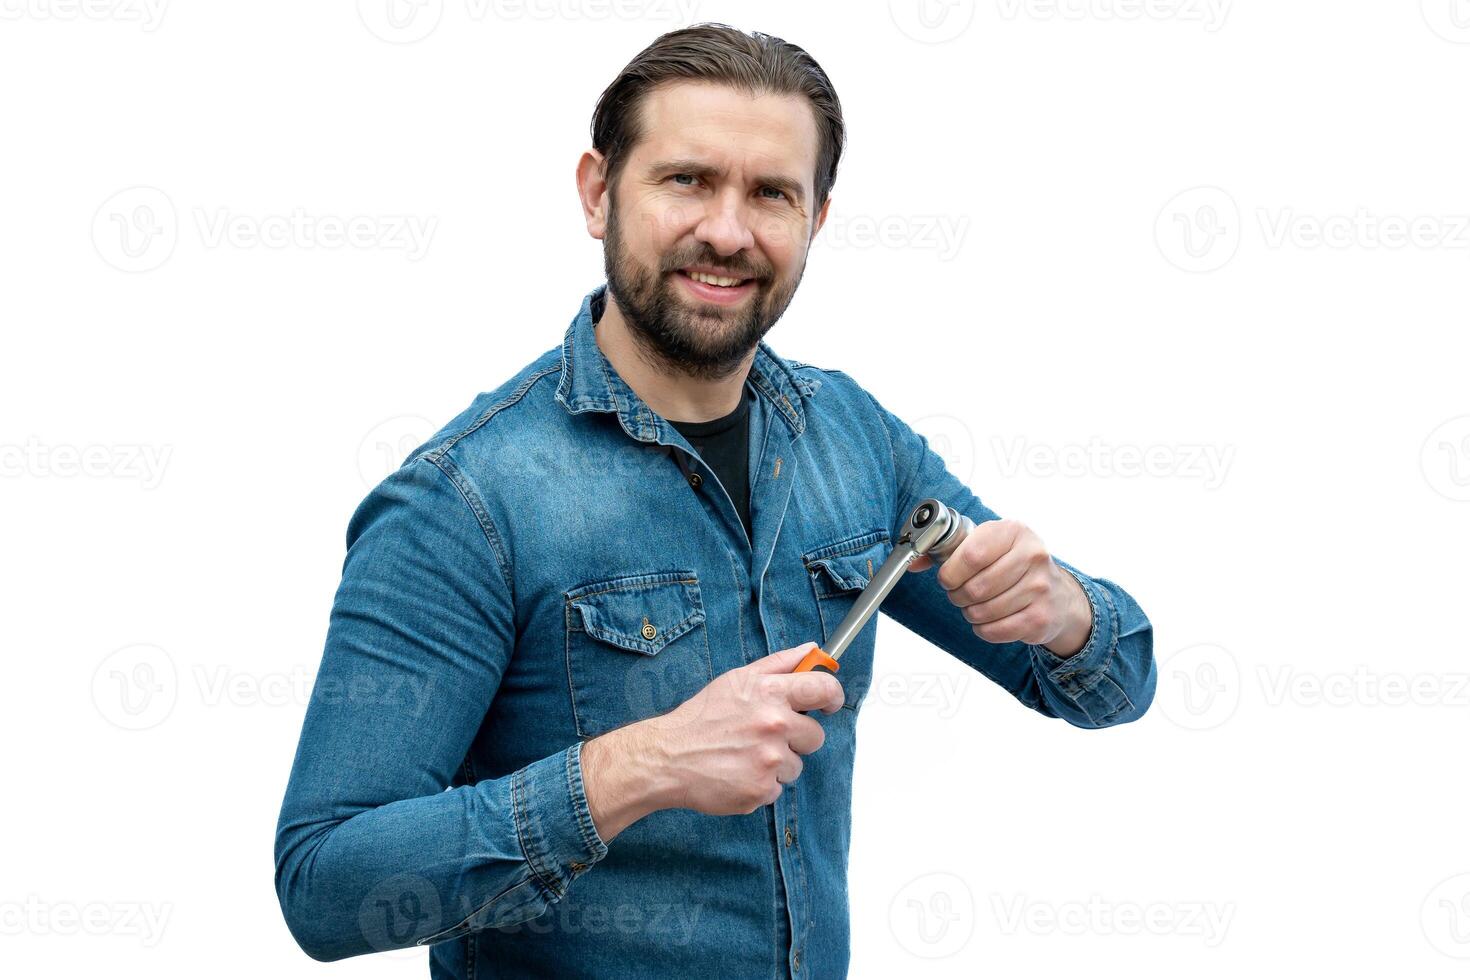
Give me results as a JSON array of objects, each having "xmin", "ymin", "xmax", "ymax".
[{"xmin": 675, "ymin": 268, "xmax": 754, "ymax": 288}]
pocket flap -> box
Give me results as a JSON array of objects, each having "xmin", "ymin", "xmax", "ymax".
[
  {"xmin": 566, "ymin": 571, "xmax": 706, "ymax": 656},
  {"xmin": 803, "ymin": 531, "xmax": 890, "ymax": 597}
]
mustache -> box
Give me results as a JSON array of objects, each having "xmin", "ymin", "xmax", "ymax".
[{"xmin": 662, "ymin": 255, "xmax": 769, "ymax": 280}]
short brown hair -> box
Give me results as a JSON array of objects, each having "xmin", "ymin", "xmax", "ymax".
[{"xmin": 590, "ymin": 23, "xmax": 846, "ymax": 211}]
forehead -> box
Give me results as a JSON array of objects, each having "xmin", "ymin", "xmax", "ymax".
[{"xmin": 629, "ymin": 80, "xmax": 819, "ymax": 184}]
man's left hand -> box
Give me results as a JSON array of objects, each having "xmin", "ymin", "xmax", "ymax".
[{"xmin": 907, "ymin": 518, "xmax": 1093, "ymax": 657}]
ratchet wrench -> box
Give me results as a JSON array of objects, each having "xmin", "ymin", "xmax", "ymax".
[{"xmin": 793, "ymin": 498, "xmax": 974, "ymax": 674}]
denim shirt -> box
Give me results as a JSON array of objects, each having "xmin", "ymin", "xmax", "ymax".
[{"xmin": 273, "ymin": 283, "xmax": 1156, "ymax": 978}]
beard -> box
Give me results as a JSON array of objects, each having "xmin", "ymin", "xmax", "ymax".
[{"xmin": 602, "ymin": 197, "xmax": 807, "ymax": 382}]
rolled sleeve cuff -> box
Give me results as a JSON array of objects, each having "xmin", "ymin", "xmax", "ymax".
[
  {"xmin": 1027, "ymin": 561, "xmax": 1131, "ymax": 725},
  {"xmin": 510, "ymin": 741, "xmax": 609, "ymax": 900}
]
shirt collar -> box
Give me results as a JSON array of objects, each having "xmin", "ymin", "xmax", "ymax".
[{"xmin": 554, "ymin": 282, "xmax": 821, "ymax": 444}]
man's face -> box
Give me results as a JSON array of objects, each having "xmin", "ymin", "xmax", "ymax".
[{"xmin": 599, "ymin": 81, "xmax": 827, "ymax": 381}]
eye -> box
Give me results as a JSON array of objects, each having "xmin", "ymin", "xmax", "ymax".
[
  {"xmin": 759, "ymin": 186, "xmax": 790, "ymax": 203},
  {"xmin": 671, "ymin": 173, "xmax": 699, "ymax": 187}
]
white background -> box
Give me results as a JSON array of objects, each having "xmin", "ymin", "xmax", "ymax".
[{"xmin": 3, "ymin": 1, "xmax": 1468, "ymax": 976}]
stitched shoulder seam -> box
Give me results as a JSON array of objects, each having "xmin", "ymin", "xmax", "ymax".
[
  {"xmin": 422, "ymin": 363, "xmax": 561, "ymax": 462},
  {"xmin": 423, "ymin": 453, "xmax": 515, "ymax": 603}
]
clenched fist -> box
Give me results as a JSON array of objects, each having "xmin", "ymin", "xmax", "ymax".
[
  {"xmin": 582, "ymin": 642, "xmax": 843, "ymax": 841},
  {"xmin": 908, "ymin": 517, "xmax": 1093, "ymax": 656}
]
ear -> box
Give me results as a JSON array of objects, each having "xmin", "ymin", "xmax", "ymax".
[
  {"xmin": 811, "ymin": 194, "xmax": 832, "ymax": 243},
  {"xmin": 576, "ymin": 149, "xmax": 610, "ymax": 240}
]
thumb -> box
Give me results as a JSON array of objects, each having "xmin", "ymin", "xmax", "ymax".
[{"xmin": 748, "ymin": 641, "xmax": 822, "ymax": 674}]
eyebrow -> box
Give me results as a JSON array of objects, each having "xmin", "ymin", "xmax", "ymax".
[{"xmin": 645, "ymin": 158, "xmax": 807, "ymax": 203}]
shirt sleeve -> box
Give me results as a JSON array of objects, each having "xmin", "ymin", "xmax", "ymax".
[
  {"xmin": 273, "ymin": 453, "xmax": 607, "ymax": 962},
  {"xmin": 848, "ymin": 376, "xmax": 1157, "ymax": 728}
]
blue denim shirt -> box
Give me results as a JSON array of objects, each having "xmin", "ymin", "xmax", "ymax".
[{"xmin": 274, "ymin": 283, "xmax": 1156, "ymax": 978}]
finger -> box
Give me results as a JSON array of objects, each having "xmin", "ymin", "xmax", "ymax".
[
  {"xmin": 780, "ymin": 670, "xmax": 845, "ymax": 714},
  {"xmin": 947, "ymin": 545, "xmax": 1029, "ymax": 607},
  {"xmin": 775, "ymin": 751, "xmax": 804, "ymax": 786},
  {"xmin": 907, "ymin": 555, "xmax": 933, "ymax": 573},
  {"xmin": 747, "ymin": 641, "xmax": 822, "ymax": 675},
  {"xmin": 972, "ymin": 605, "xmax": 1047, "ymax": 645},
  {"xmin": 936, "ymin": 519, "xmax": 1019, "ymax": 592},
  {"xmin": 760, "ymin": 777, "xmax": 786, "ymax": 807},
  {"xmin": 785, "ymin": 713, "xmax": 827, "ymax": 755},
  {"xmin": 962, "ymin": 573, "xmax": 1039, "ymax": 626}
]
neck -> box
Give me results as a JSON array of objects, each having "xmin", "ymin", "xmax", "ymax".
[{"xmin": 595, "ymin": 291, "xmax": 755, "ymax": 424}]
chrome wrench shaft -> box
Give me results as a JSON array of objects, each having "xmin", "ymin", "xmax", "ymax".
[{"xmin": 795, "ymin": 498, "xmax": 974, "ymax": 673}]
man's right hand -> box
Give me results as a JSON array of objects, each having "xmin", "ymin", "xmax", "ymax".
[{"xmin": 582, "ymin": 642, "xmax": 844, "ymax": 840}]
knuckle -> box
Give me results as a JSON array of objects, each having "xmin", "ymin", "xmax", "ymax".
[{"xmin": 975, "ymin": 621, "xmax": 1007, "ymax": 643}]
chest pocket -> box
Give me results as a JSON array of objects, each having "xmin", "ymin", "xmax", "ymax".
[
  {"xmin": 802, "ymin": 529, "xmax": 890, "ymax": 710},
  {"xmin": 564, "ymin": 570, "xmax": 714, "ymax": 739}
]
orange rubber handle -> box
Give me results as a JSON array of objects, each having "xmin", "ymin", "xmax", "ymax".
[{"xmin": 793, "ymin": 647, "xmax": 839, "ymax": 674}]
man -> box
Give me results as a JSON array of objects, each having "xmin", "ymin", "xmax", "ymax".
[{"xmin": 274, "ymin": 23, "xmax": 1155, "ymax": 978}]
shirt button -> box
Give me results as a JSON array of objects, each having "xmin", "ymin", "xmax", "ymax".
[
  {"xmin": 793, "ymin": 949, "xmax": 801, "ymax": 971},
  {"xmin": 784, "ymin": 827, "xmax": 794, "ymax": 847},
  {"xmin": 688, "ymin": 472, "xmax": 703, "ymax": 489}
]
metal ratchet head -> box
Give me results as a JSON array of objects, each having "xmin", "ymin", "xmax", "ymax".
[{"xmin": 793, "ymin": 498, "xmax": 975, "ymax": 674}]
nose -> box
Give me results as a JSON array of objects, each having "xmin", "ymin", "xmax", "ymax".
[{"xmin": 694, "ymin": 186, "xmax": 756, "ymax": 256}]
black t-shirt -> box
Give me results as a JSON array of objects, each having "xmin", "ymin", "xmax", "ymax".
[
  {"xmin": 591, "ymin": 290, "xmax": 754, "ymax": 545},
  {"xmin": 668, "ymin": 388, "xmax": 754, "ymax": 546}
]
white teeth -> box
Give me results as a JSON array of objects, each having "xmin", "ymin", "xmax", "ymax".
[{"xmin": 686, "ymin": 270, "xmax": 746, "ymax": 287}]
